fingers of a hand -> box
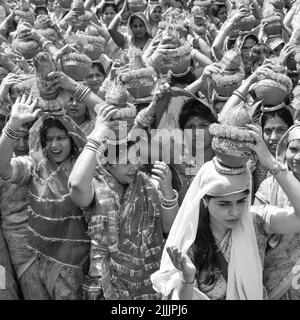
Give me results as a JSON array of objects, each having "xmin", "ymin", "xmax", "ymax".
[
  {"xmin": 20, "ymin": 94, "xmax": 27, "ymax": 104},
  {"xmin": 26, "ymin": 93, "xmax": 33, "ymax": 105},
  {"xmin": 32, "ymin": 108, "xmax": 42, "ymax": 119},
  {"xmin": 105, "ymin": 108, "xmax": 119, "ymax": 121},
  {"xmin": 15, "ymin": 96, "xmax": 21, "ymax": 104}
]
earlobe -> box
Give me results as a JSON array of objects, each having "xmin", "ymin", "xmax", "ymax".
[{"xmin": 203, "ymin": 198, "xmax": 208, "ymax": 208}]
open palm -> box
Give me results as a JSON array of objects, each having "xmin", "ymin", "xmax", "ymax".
[{"xmin": 10, "ymin": 94, "xmax": 42, "ymax": 125}]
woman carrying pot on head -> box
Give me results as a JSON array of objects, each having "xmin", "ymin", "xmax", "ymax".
[
  {"xmin": 68, "ymin": 101, "xmax": 179, "ymax": 300},
  {"xmin": 0, "ymin": 94, "xmax": 90, "ymax": 300},
  {"xmin": 254, "ymin": 124, "xmax": 300, "ymax": 299},
  {"xmin": 150, "ymin": 121, "xmax": 300, "ymax": 300},
  {"xmin": 108, "ymin": 0, "xmax": 152, "ymax": 53},
  {"xmin": 145, "ymin": 1, "xmax": 162, "ymax": 38}
]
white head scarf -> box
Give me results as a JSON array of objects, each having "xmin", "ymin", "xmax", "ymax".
[
  {"xmin": 277, "ymin": 124, "xmax": 300, "ymax": 167},
  {"xmin": 151, "ymin": 158, "xmax": 263, "ymax": 300}
]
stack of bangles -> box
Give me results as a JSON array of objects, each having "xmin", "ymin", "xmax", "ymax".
[
  {"xmin": 39, "ymin": 37, "xmax": 52, "ymax": 51},
  {"xmin": 84, "ymin": 137, "xmax": 107, "ymax": 156},
  {"xmin": 2, "ymin": 123, "xmax": 24, "ymax": 141},
  {"xmin": 220, "ymin": 22, "xmax": 233, "ymax": 34},
  {"xmin": 136, "ymin": 109, "xmax": 155, "ymax": 128},
  {"xmin": 11, "ymin": 65, "xmax": 22, "ymax": 74},
  {"xmin": 159, "ymin": 189, "xmax": 179, "ymax": 210},
  {"xmin": 74, "ymin": 84, "xmax": 91, "ymax": 102},
  {"xmin": 232, "ymin": 90, "xmax": 246, "ymax": 102}
]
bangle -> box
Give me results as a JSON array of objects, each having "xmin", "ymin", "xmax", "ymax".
[
  {"xmin": 11, "ymin": 65, "xmax": 21, "ymax": 74},
  {"xmin": 161, "ymin": 202, "xmax": 178, "ymax": 210},
  {"xmin": 269, "ymin": 163, "xmax": 285, "ymax": 176},
  {"xmin": 180, "ymin": 274, "xmax": 195, "ymax": 285},
  {"xmin": 159, "ymin": 189, "xmax": 179, "ymax": 207},
  {"xmin": 2, "ymin": 123, "xmax": 24, "ymax": 141},
  {"xmin": 74, "ymin": 84, "xmax": 91, "ymax": 102},
  {"xmin": 232, "ymin": 90, "xmax": 246, "ymax": 102}
]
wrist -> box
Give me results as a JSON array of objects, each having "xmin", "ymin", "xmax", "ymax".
[
  {"xmin": 8, "ymin": 117, "xmax": 22, "ymax": 130},
  {"xmin": 180, "ymin": 273, "xmax": 195, "ymax": 284}
]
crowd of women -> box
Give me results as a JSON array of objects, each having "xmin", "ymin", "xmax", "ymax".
[{"xmin": 0, "ymin": 0, "xmax": 300, "ymax": 300}]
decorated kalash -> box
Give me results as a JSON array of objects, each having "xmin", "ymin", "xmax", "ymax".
[
  {"xmin": 119, "ymin": 47, "xmax": 157, "ymax": 112},
  {"xmin": 211, "ymin": 49, "xmax": 245, "ymax": 114},
  {"xmin": 104, "ymin": 76, "xmax": 137, "ymax": 147},
  {"xmin": 148, "ymin": 8, "xmax": 192, "ymax": 75},
  {"xmin": 209, "ymin": 100, "xmax": 256, "ymax": 174}
]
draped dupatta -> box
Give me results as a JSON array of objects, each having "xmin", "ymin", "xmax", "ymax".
[
  {"xmin": 27, "ymin": 113, "xmax": 90, "ymax": 267},
  {"xmin": 151, "ymin": 159, "xmax": 264, "ymax": 300}
]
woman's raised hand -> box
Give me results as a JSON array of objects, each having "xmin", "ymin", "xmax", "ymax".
[
  {"xmin": 89, "ymin": 104, "xmax": 119, "ymax": 142},
  {"xmin": 153, "ymin": 82, "xmax": 171, "ymax": 104},
  {"xmin": 10, "ymin": 94, "xmax": 41, "ymax": 128},
  {"xmin": 45, "ymin": 71, "xmax": 78, "ymax": 92},
  {"xmin": 151, "ymin": 160, "xmax": 173, "ymax": 195},
  {"xmin": 52, "ymin": 43, "xmax": 80, "ymax": 63},
  {"xmin": 245, "ymin": 123, "xmax": 276, "ymax": 169},
  {"xmin": 167, "ymin": 246, "xmax": 196, "ymax": 283}
]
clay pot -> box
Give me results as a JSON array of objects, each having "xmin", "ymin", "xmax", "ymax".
[
  {"xmin": 60, "ymin": 54, "xmax": 92, "ymax": 81},
  {"xmin": 254, "ymin": 79, "xmax": 287, "ymax": 106},
  {"xmin": 212, "ymin": 71, "xmax": 244, "ymax": 97},
  {"xmin": 128, "ymin": 0, "xmax": 147, "ymax": 13},
  {"xmin": 211, "ymin": 136, "xmax": 253, "ymax": 168},
  {"xmin": 238, "ymin": 15, "xmax": 256, "ymax": 32},
  {"xmin": 125, "ymin": 78, "xmax": 155, "ymax": 99},
  {"xmin": 265, "ymin": 21, "xmax": 282, "ymax": 36}
]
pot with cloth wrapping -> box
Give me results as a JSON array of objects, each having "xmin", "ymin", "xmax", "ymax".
[
  {"xmin": 12, "ymin": 21, "xmax": 41, "ymax": 59},
  {"xmin": 209, "ymin": 101, "xmax": 256, "ymax": 169},
  {"xmin": 120, "ymin": 47, "xmax": 157, "ymax": 100}
]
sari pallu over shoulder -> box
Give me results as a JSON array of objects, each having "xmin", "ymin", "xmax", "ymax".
[
  {"xmin": 87, "ymin": 167, "xmax": 164, "ymax": 300},
  {"xmin": 27, "ymin": 113, "xmax": 90, "ymax": 268}
]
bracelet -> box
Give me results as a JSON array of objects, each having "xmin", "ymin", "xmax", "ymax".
[
  {"xmin": 233, "ymin": 90, "xmax": 246, "ymax": 102},
  {"xmin": 42, "ymin": 40, "xmax": 52, "ymax": 51},
  {"xmin": 84, "ymin": 138, "xmax": 107, "ymax": 155},
  {"xmin": 136, "ymin": 109, "xmax": 155, "ymax": 128},
  {"xmin": 2, "ymin": 124, "xmax": 24, "ymax": 141},
  {"xmin": 179, "ymin": 274, "xmax": 195, "ymax": 285},
  {"xmin": 74, "ymin": 84, "xmax": 91, "ymax": 102},
  {"xmin": 11, "ymin": 65, "xmax": 21, "ymax": 74},
  {"xmin": 269, "ymin": 163, "xmax": 285, "ymax": 176},
  {"xmin": 159, "ymin": 189, "xmax": 179, "ymax": 207},
  {"xmin": 161, "ymin": 202, "xmax": 178, "ymax": 210}
]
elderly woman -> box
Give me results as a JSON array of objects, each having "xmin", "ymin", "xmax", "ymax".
[
  {"xmin": 151, "ymin": 123, "xmax": 300, "ymax": 300},
  {"xmin": 255, "ymin": 124, "xmax": 300, "ymax": 299}
]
